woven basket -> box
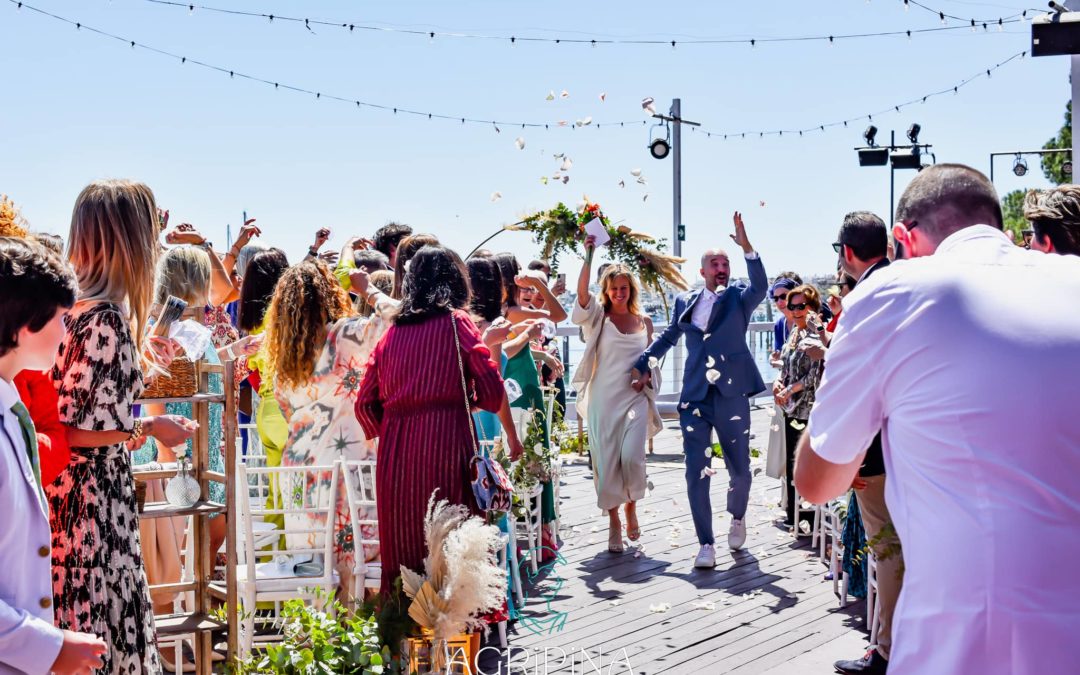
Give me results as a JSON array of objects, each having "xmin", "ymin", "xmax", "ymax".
[{"xmin": 142, "ymin": 355, "xmax": 197, "ymax": 399}]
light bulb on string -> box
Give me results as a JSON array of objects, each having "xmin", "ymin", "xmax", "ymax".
[
  {"xmin": 907, "ymin": 30, "xmax": 911, "ymax": 41},
  {"xmin": 188, "ymin": 4, "xmax": 194, "ymax": 15},
  {"xmin": 940, "ymin": 12, "xmax": 946, "ymax": 24},
  {"xmin": 671, "ymin": 40, "xmax": 677, "ymax": 51},
  {"xmin": 971, "ymin": 19, "xmax": 976, "ymax": 32},
  {"xmin": 904, "ymin": 0, "xmax": 909, "ymax": 10},
  {"xmin": 998, "ymin": 19, "xmax": 1003, "ymax": 32},
  {"xmin": 429, "ymin": 31, "xmax": 435, "ymax": 44}
]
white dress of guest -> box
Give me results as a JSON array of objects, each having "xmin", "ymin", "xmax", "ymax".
[
  {"xmin": 807, "ymin": 225, "xmax": 1080, "ymax": 675},
  {"xmin": 572, "ymin": 295, "xmax": 661, "ymax": 510}
]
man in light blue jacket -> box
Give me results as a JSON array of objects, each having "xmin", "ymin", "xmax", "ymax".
[
  {"xmin": 0, "ymin": 238, "xmax": 105, "ymax": 674},
  {"xmin": 632, "ymin": 213, "xmax": 767, "ymax": 568}
]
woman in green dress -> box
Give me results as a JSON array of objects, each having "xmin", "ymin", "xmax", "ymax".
[{"xmin": 493, "ymin": 253, "xmax": 567, "ymax": 560}]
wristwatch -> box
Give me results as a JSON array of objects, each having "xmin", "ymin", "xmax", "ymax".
[{"xmin": 308, "ymin": 246, "xmax": 319, "ymax": 257}]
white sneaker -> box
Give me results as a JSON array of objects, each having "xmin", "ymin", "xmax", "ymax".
[
  {"xmin": 694, "ymin": 544, "xmax": 717, "ymax": 568},
  {"xmin": 728, "ymin": 519, "xmax": 746, "ymax": 550}
]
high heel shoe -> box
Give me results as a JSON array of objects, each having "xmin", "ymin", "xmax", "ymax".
[{"xmin": 625, "ymin": 503, "xmax": 641, "ymax": 542}]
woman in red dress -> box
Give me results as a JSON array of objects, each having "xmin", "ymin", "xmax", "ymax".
[{"xmin": 355, "ymin": 244, "xmax": 505, "ymax": 598}]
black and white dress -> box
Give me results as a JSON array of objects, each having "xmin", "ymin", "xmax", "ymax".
[{"xmin": 48, "ymin": 302, "xmax": 160, "ymax": 674}]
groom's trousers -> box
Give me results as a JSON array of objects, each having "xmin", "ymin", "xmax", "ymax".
[{"xmin": 679, "ymin": 388, "xmax": 752, "ymax": 546}]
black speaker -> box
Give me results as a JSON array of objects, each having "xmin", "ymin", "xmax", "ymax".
[{"xmin": 1032, "ymin": 13, "xmax": 1080, "ymax": 57}]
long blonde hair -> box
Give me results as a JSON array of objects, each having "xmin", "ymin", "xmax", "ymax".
[
  {"xmin": 264, "ymin": 261, "xmax": 354, "ymax": 390},
  {"xmin": 155, "ymin": 245, "xmax": 211, "ymax": 307},
  {"xmin": 68, "ymin": 179, "xmax": 160, "ymax": 344},
  {"xmin": 599, "ymin": 264, "xmax": 642, "ymax": 316}
]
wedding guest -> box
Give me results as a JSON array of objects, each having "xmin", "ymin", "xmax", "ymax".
[
  {"xmin": 390, "ymin": 233, "xmax": 439, "ymax": 299},
  {"xmin": 493, "ymin": 252, "xmax": 566, "ymax": 557},
  {"xmin": 355, "ymin": 269, "xmax": 393, "ymax": 317},
  {"xmin": 264, "ymin": 260, "xmax": 385, "ymax": 600},
  {"xmin": 372, "ymin": 221, "xmax": 413, "ymax": 268},
  {"xmin": 1, "ymin": 199, "xmax": 73, "ymax": 486},
  {"xmin": 772, "ymin": 284, "xmax": 824, "ymax": 530},
  {"xmin": 1023, "ymin": 185, "xmax": 1080, "ymax": 256},
  {"xmin": 238, "ymin": 248, "xmax": 290, "ymax": 468},
  {"xmin": 573, "ymin": 236, "xmax": 661, "ymax": 552},
  {"xmin": 829, "ymin": 210, "xmax": 898, "ymax": 675},
  {"xmin": 356, "ymin": 245, "xmax": 506, "ymax": 598},
  {"xmin": 49, "ymin": 179, "xmax": 197, "ymax": 672},
  {"xmin": 797, "ymin": 164, "xmax": 1080, "ymax": 674},
  {"xmin": 0, "ymin": 236, "xmax": 108, "ymax": 675},
  {"xmin": 768, "ymin": 272, "xmax": 801, "ymax": 367}
]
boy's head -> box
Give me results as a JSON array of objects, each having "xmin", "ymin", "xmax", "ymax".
[{"xmin": 0, "ymin": 237, "xmax": 78, "ymax": 372}]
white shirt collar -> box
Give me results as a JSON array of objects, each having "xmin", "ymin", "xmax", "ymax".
[
  {"xmin": 935, "ymin": 224, "xmax": 1010, "ymax": 255},
  {"xmin": 0, "ymin": 376, "xmax": 19, "ymax": 412},
  {"xmin": 699, "ymin": 286, "xmax": 721, "ymax": 298}
]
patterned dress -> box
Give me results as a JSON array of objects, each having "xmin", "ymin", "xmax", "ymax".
[
  {"xmin": 48, "ymin": 302, "xmax": 160, "ymax": 673},
  {"xmin": 275, "ymin": 315, "xmax": 384, "ymax": 572},
  {"xmin": 356, "ymin": 310, "xmax": 504, "ymax": 597}
]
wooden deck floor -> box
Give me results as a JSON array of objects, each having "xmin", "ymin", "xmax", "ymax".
[{"xmin": 488, "ymin": 407, "xmax": 870, "ymax": 675}]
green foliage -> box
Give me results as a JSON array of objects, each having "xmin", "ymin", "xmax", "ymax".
[
  {"xmin": 1001, "ymin": 189, "xmax": 1028, "ymax": 244},
  {"xmin": 229, "ymin": 591, "xmax": 397, "ymax": 675},
  {"xmin": 517, "ymin": 202, "xmax": 584, "ymax": 272},
  {"xmin": 1041, "ymin": 101, "xmax": 1072, "ymax": 185}
]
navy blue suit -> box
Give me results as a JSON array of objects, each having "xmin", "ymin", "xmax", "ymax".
[{"xmin": 634, "ymin": 254, "xmax": 768, "ymax": 544}]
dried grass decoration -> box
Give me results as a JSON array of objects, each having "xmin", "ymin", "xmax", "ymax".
[
  {"xmin": 603, "ymin": 224, "xmax": 689, "ymax": 319},
  {"xmin": 504, "ymin": 202, "xmax": 582, "ymax": 271},
  {"xmin": 400, "ymin": 495, "xmax": 506, "ymax": 672}
]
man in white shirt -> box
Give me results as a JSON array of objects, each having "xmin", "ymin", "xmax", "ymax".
[
  {"xmin": 795, "ymin": 164, "xmax": 1080, "ymax": 674},
  {"xmin": 0, "ymin": 237, "xmax": 106, "ymax": 674}
]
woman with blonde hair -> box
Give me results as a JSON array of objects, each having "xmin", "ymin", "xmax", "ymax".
[
  {"xmin": 48, "ymin": 179, "xmax": 197, "ymax": 672},
  {"xmin": 573, "ymin": 236, "xmax": 661, "ymax": 552},
  {"xmin": 264, "ymin": 259, "xmax": 385, "ymax": 599}
]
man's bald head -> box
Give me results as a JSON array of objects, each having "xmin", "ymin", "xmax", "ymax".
[{"xmin": 700, "ymin": 248, "xmax": 731, "ymax": 292}]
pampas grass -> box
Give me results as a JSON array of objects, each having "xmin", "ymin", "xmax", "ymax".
[{"xmin": 403, "ymin": 493, "xmax": 505, "ymax": 644}]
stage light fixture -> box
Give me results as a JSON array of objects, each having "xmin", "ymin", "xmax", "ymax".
[
  {"xmin": 864, "ymin": 125, "xmax": 879, "ymax": 146},
  {"xmin": 649, "ymin": 137, "xmax": 670, "ymax": 159},
  {"xmin": 907, "ymin": 123, "xmax": 921, "ymax": 144},
  {"xmin": 1013, "ymin": 155, "xmax": 1028, "ymax": 176}
]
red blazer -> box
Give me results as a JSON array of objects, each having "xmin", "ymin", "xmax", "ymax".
[{"xmin": 14, "ymin": 370, "xmax": 71, "ymax": 486}]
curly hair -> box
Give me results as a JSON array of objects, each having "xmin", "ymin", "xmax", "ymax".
[
  {"xmin": 394, "ymin": 245, "xmax": 470, "ymax": 325},
  {"xmin": 372, "ymin": 221, "xmax": 413, "ymax": 259},
  {"xmin": 1023, "ymin": 186, "xmax": 1080, "ymax": 256},
  {"xmin": 0, "ymin": 196, "xmax": 29, "ymax": 238},
  {"xmin": 264, "ymin": 260, "xmax": 354, "ymax": 390}
]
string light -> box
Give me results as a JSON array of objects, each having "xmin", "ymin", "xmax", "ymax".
[
  {"xmin": 5, "ymin": 0, "xmax": 651, "ymax": 131},
  {"xmin": 135, "ymin": 0, "xmax": 1024, "ymax": 49},
  {"xmin": 698, "ymin": 50, "xmax": 1026, "ymax": 141}
]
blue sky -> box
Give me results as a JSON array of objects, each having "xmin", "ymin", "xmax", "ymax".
[{"xmin": 1, "ymin": 0, "xmax": 1068, "ymax": 279}]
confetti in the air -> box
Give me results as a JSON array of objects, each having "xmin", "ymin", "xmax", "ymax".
[
  {"xmin": 679, "ymin": 402, "xmax": 689, "ymax": 409},
  {"xmin": 705, "ymin": 369, "xmax": 721, "ymax": 384},
  {"xmin": 730, "ymin": 415, "xmax": 741, "ymax": 421},
  {"xmin": 540, "ymin": 176, "xmax": 549, "ymax": 185},
  {"xmin": 692, "ymin": 408, "xmax": 701, "ymax": 417},
  {"xmin": 490, "ymin": 191, "xmax": 502, "ymax": 202},
  {"xmin": 599, "ymin": 92, "xmax": 607, "ymax": 102},
  {"xmin": 643, "ymin": 194, "xmax": 649, "ymax": 202},
  {"xmin": 706, "ymin": 356, "xmax": 716, "ymax": 368},
  {"xmin": 618, "ymin": 180, "xmax": 625, "ymax": 188},
  {"xmin": 560, "ymin": 158, "xmax": 573, "ymax": 171},
  {"xmin": 630, "ymin": 168, "xmax": 643, "ymax": 177},
  {"xmin": 546, "ymin": 90, "xmax": 556, "ymax": 101},
  {"xmin": 627, "ymin": 409, "xmax": 636, "ymax": 420},
  {"xmin": 790, "ymin": 420, "xmax": 807, "ymax": 430},
  {"xmin": 648, "ymin": 356, "xmax": 659, "ymax": 369},
  {"xmin": 642, "ymin": 97, "xmax": 657, "ymax": 116},
  {"xmin": 700, "ymin": 468, "xmax": 717, "ymax": 478},
  {"xmin": 760, "ymin": 200, "xmax": 767, "ymax": 207},
  {"xmin": 576, "ymin": 116, "xmax": 593, "ymax": 127},
  {"xmin": 560, "ymin": 89, "xmax": 570, "ymax": 99},
  {"xmin": 687, "ymin": 426, "xmax": 694, "ymax": 433},
  {"xmin": 515, "ymin": 137, "xmax": 526, "ymax": 150}
]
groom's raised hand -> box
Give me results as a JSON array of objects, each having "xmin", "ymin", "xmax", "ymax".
[{"xmin": 730, "ymin": 212, "xmax": 754, "ymax": 255}]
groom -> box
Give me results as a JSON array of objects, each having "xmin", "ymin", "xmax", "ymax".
[{"xmin": 632, "ymin": 212, "xmax": 767, "ymax": 567}]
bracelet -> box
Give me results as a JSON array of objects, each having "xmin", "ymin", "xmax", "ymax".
[
  {"xmin": 308, "ymin": 246, "xmax": 319, "ymax": 257},
  {"xmin": 127, "ymin": 418, "xmax": 144, "ymax": 441}
]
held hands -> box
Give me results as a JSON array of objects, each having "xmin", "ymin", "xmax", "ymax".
[
  {"xmin": 51, "ymin": 629, "xmax": 107, "ymax": 675},
  {"xmin": 730, "ymin": 212, "xmax": 753, "ymax": 254},
  {"xmin": 630, "ymin": 368, "xmax": 651, "ymax": 393}
]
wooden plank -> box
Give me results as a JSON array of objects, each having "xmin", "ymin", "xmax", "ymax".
[
  {"xmin": 139, "ymin": 500, "xmax": 226, "ymax": 519},
  {"xmin": 222, "ymin": 359, "xmax": 240, "ymax": 663},
  {"xmin": 135, "ymin": 392, "xmax": 226, "ymax": 405},
  {"xmin": 155, "ymin": 612, "xmax": 225, "ymax": 637}
]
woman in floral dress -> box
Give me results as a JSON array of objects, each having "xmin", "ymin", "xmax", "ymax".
[
  {"xmin": 263, "ymin": 260, "xmax": 385, "ymax": 600},
  {"xmin": 48, "ymin": 179, "xmax": 196, "ymax": 673}
]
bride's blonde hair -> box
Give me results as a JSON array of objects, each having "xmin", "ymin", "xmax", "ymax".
[{"xmin": 68, "ymin": 179, "xmax": 160, "ymax": 346}]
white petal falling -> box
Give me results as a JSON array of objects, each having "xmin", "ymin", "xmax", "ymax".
[
  {"xmin": 648, "ymin": 356, "xmax": 659, "ymax": 369},
  {"xmin": 700, "ymin": 467, "xmax": 717, "ymax": 479},
  {"xmin": 627, "ymin": 409, "xmax": 636, "ymax": 420},
  {"xmin": 581, "ymin": 116, "xmax": 593, "ymax": 126},
  {"xmin": 706, "ymin": 356, "xmax": 716, "ymax": 368},
  {"xmin": 618, "ymin": 180, "xmax": 625, "ymax": 188},
  {"xmin": 679, "ymin": 402, "xmax": 689, "ymax": 409},
  {"xmin": 630, "ymin": 168, "xmax": 643, "ymax": 177},
  {"xmin": 560, "ymin": 89, "xmax": 570, "ymax": 99},
  {"xmin": 636, "ymin": 176, "xmax": 648, "ymax": 185},
  {"xmin": 687, "ymin": 426, "xmax": 694, "ymax": 433},
  {"xmin": 558, "ymin": 120, "xmax": 568, "ymax": 127},
  {"xmin": 730, "ymin": 415, "xmax": 741, "ymax": 421},
  {"xmin": 641, "ymin": 96, "xmax": 656, "ymax": 115},
  {"xmin": 553, "ymin": 152, "xmax": 565, "ymax": 159},
  {"xmin": 490, "ymin": 191, "xmax": 502, "ymax": 202},
  {"xmin": 560, "ymin": 158, "xmax": 573, "ymax": 171},
  {"xmin": 692, "ymin": 408, "xmax": 701, "ymax": 417},
  {"xmin": 704, "ymin": 333, "xmax": 711, "ymax": 340},
  {"xmin": 599, "ymin": 92, "xmax": 606, "ymax": 102},
  {"xmin": 643, "ymin": 194, "xmax": 649, "ymax": 202},
  {"xmin": 705, "ymin": 369, "xmax": 721, "ymax": 384},
  {"xmin": 515, "ymin": 137, "xmax": 526, "ymax": 150}
]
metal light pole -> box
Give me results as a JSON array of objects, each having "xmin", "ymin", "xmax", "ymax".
[{"xmin": 651, "ymin": 99, "xmax": 700, "ymax": 258}]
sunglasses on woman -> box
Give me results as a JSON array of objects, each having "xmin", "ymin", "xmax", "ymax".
[
  {"xmin": 787, "ymin": 302, "xmax": 808, "ymax": 311},
  {"xmin": 772, "ymin": 292, "xmax": 788, "ymax": 302}
]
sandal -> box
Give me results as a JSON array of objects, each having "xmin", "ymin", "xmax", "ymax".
[
  {"xmin": 625, "ymin": 503, "xmax": 641, "ymax": 542},
  {"xmin": 608, "ymin": 523, "xmax": 625, "ymax": 553}
]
